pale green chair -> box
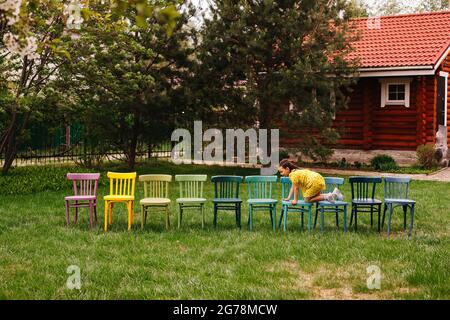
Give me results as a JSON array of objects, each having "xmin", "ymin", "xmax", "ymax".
[
  {"xmin": 175, "ymin": 175, "xmax": 207, "ymax": 228},
  {"xmin": 139, "ymin": 174, "xmax": 172, "ymax": 229}
]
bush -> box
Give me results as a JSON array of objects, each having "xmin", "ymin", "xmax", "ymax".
[
  {"xmin": 416, "ymin": 144, "xmax": 437, "ymax": 169},
  {"xmin": 278, "ymin": 149, "xmax": 290, "ymax": 160},
  {"xmin": 370, "ymin": 155, "xmax": 399, "ymax": 171}
]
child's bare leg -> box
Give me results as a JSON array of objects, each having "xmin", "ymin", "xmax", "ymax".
[{"xmin": 304, "ymin": 194, "xmax": 328, "ymax": 203}]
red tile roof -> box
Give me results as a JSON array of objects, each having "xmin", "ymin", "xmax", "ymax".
[{"xmin": 347, "ymin": 11, "xmax": 450, "ymax": 69}]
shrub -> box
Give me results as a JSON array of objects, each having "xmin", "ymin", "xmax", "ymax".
[
  {"xmin": 279, "ymin": 149, "xmax": 290, "ymax": 160},
  {"xmin": 370, "ymin": 155, "xmax": 399, "ymax": 171},
  {"xmin": 416, "ymin": 144, "xmax": 437, "ymax": 169}
]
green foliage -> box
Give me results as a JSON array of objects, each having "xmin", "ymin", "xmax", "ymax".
[
  {"xmin": 370, "ymin": 154, "xmax": 399, "ymax": 171},
  {"xmin": 194, "ymin": 0, "xmax": 359, "ymax": 158},
  {"xmin": 416, "ymin": 144, "xmax": 438, "ymax": 169}
]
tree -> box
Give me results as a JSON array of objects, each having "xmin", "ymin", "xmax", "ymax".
[
  {"xmin": 59, "ymin": 1, "xmax": 194, "ymax": 169},
  {"xmin": 416, "ymin": 0, "xmax": 449, "ymax": 12},
  {"xmin": 193, "ymin": 0, "xmax": 359, "ymax": 160}
]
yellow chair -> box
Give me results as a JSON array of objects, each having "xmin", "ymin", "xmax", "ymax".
[
  {"xmin": 104, "ymin": 172, "xmax": 137, "ymax": 231},
  {"xmin": 139, "ymin": 174, "xmax": 172, "ymax": 229}
]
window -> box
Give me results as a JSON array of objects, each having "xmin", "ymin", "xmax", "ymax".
[{"xmin": 379, "ymin": 78, "xmax": 412, "ymax": 108}]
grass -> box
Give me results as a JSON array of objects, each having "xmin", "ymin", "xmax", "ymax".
[{"xmin": 0, "ymin": 160, "xmax": 449, "ymax": 299}]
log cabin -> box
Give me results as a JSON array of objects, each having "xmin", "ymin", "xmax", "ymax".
[{"xmin": 283, "ymin": 11, "xmax": 450, "ymax": 164}]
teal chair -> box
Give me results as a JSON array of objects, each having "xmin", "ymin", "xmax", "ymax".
[
  {"xmin": 314, "ymin": 177, "xmax": 348, "ymax": 232},
  {"xmin": 349, "ymin": 176, "xmax": 382, "ymax": 232},
  {"xmin": 279, "ymin": 177, "xmax": 313, "ymax": 232},
  {"xmin": 245, "ymin": 176, "xmax": 278, "ymax": 231},
  {"xmin": 382, "ymin": 177, "xmax": 416, "ymax": 236},
  {"xmin": 175, "ymin": 174, "xmax": 207, "ymax": 229},
  {"xmin": 211, "ymin": 176, "xmax": 243, "ymax": 228}
]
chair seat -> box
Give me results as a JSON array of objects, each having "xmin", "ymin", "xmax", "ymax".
[
  {"xmin": 104, "ymin": 195, "xmax": 135, "ymax": 201},
  {"xmin": 384, "ymin": 198, "xmax": 416, "ymax": 205},
  {"xmin": 352, "ymin": 198, "xmax": 382, "ymax": 205},
  {"xmin": 318, "ymin": 200, "xmax": 348, "ymax": 206},
  {"xmin": 282, "ymin": 200, "xmax": 313, "ymax": 206},
  {"xmin": 248, "ymin": 198, "xmax": 277, "ymax": 204},
  {"xmin": 140, "ymin": 197, "xmax": 171, "ymax": 205},
  {"xmin": 213, "ymin": 198, "xmax": 242, "ymax": 203},
  {"xmin": 176, "ymin": 197, "xmax": 206, "ymax": 203},
  {"xmin": 65, "ymin": 195, "xmax": 96, "ymax": 201}
]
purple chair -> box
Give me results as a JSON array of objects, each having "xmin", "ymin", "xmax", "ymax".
[{"xmin": 65, "ymin": 173, "xmax": 100, "ymax": 228}]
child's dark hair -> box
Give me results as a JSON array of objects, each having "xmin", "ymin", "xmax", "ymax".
[{"xmin": 279, "ymin": 159, "xmax": 300, "ymax": 171}]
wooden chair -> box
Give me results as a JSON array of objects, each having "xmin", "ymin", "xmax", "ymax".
[
  {"xmin": 139, "ymin": 174, "xmax": 172, "ymax": 229},
  {"xmin": 279, "ymin": 177, "xmax": 313, "ymax": 232},
  {"xmin": 175, "ymin": 175, "xmax": 207, "ymax": 229},
  {"xmin": 245, "ymin": 176, "xmax": 278, "ymax": 231},
  {"xmin": 382, "ymin": 177, "xmax": 416, "ymax": 236},
  {"xmin": 65, "ymin": 173, "xmax": 100, "ymax": 228},
  {"xmin": 349, "ymin": 176, "xmax": 382, "ymax": 232},
  {"xmin": 314, "ymin": 177, "xmax": 348, "ymax": 232},
  {"xmin": 211, "ymin": 176, "xmax": 243, "ymax": 228},
  {"xmin": 103, "ymin": 172, "xmax": 136, "ymax": 231}
]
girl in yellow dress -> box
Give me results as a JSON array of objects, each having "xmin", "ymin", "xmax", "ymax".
[{"xmin": 278, "ymin": 159, "xmax": 343, "ymax": 205}]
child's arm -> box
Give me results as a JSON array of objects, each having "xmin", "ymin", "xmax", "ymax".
[
  {"xmin": 284, "ymin": 185, "xmax": 294, "ymax": 201},
  {"xmin": 292, "ymin": 185, "xmax": 299, "ymax": 205}
]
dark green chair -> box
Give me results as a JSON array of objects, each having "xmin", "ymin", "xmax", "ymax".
[
  {"xmin": 245, "ymin": 175, "xmax": 278, "ymax": 231},
  {"xmin": 349, "ymin": 176, "xmax": 382, "ymax": 232},
  {"xmin": 211, "ymin": 176, "xmax": 243, "ymax": 228}
]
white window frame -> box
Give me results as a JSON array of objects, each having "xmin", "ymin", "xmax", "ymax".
[
  {"xmin": 379, "ymin": 78, "xmax": 412, "ymax": 108},
  {"xmin": 439, "ymin": 71, "xmax": 448, "ymax": 126}
]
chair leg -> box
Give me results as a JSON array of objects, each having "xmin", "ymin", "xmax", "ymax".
[
  {"xmin": 382, "ymin": 203, "xmax": 387, "ymax": 227},
  {"xmin": 127, "ymin": 202, "xmax": 132, "ymax": 231},
  {"xmin": 343, "ymin": 205, "xmax": 347, "ymax": 233},
  {"xmin": 377, "ymin": 204, "xmax": 381, "ymax": 232},
  {"xmin": 130, "ymin": 201, "xmax": 134, "ymax": 226},
  {"xmin": 370, "ymin": 206, "xmax": 373, "ymax": 228},
  {"xmin": 94, "ymin": 203, "xmax": 98, "ymax": 224},
  {"xmin": 109, "ymin": 203, "xmax": 113, "ymax": 225},
  {"xmin": 165, "ymin": 206, "xmax": 170, "ymax": 229},
  {"xmin": 409, "ymin": 205, "xmax": 415, "ymax": 237},
  {"xmin": 201, "ymin": 204, "xmax": 205, "ymax": 229},
  {"xmin": 349, "ymin": 206, "xmax": 354, "ymax": 227},
  {"xmin": 387, "ymin": 204, "xmax": 393, "ymax": 236},
  {"xmin": 354, "ymin": 206, "xmax": 358, "ymax": 232},
  {"xmin": 104, "ymin": 201, "xmax": 109, "ymax": 232},
  {"xmin": 278, "ymin": 207, "xmax": 284, "ymax": 230},
  {"xmin": 335, "ymin": 207, "xmax": 339, "ymax": 230},
  {"xmin": 301, "ymin": 212, "xmax": 304, "ymax": 230},
  {"xmin": 314, "ymin": 205, "xmax": 319, "ymax": 229},
  {"xmin": 141, "ymin": 205, "xmax": 145, "ymax": 229},
  {"xmin": 403, "ymin": 205, "xmax": 407, "ymax": 230},
  {"xmin": 307, "ymin": 206, "xmax": 312, "ymax": 232},
  {"xmin": 178, "ymin": 204, "xmax": 182, "ymax": 229},
  {"xmin": 65, "ymin": 201, "xmax": 70, "ymax": 226},
  {"xmin": 237, "ymin": 203, "xmax": 242, "ymax": 228},
  {"xmin": 248, "ymin": 205, "xmax": 253, "ymax": 231},
  {"xmin": 284, "ymin": 206, "xmax": 288, "ymax": 231},
  {"xmin": 74, "ymin": 201, "xmax": 78, "ymax": 224},
  {"xmin": 89, "ymin": 201, "xmax": 93, "ymax": 229},
  {"xmin": 213, "ymin": 204, "xmax": 217, "ymax": 227},
  {"xmin": 272, "ymin": 205, "xmax": 276, "ymax": 231},
  {"xmin": 320, "ymin": 206, "xmax": 325, "ymax": 232}
]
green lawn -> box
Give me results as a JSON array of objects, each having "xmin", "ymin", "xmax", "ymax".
[{"xmin": 0, "ymin": 160, "xmax": 449, "ymax": 299}]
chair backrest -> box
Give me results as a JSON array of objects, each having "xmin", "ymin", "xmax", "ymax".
[
  {"xmin": 384, "ymin": 176, "xmax": 411, "ymax": 199},
  {"xmin": 139, "ymin": 174, "xmax": 172, "ymax": 198},
  {"xmin": 107, "ymin": 172, "xmax": 136, "ymax": 196},
  {"xmin": 349, "ymin": 176, "xmax": 382, "ymax": 200},
  {"xmin": 323, "ymin": 177, "xmax": 344, "ymax": 193},
  {"xmin": 280, "ymin": 176, "xmax": 306, "ymax": 200},
  {"xmin": 175, "ymin": 174, "xmax": 207, "ymax": 198},
  {"xmin": 211, "ymin": 175, "xmax": 243, "ymax": 199},
  {"xmin": 67, "ymin": 173, "xmax": 100, "ymax": 196},
  {"xmin": 245, "ymin": 175, "xmax": 277, "ymax": 199}
]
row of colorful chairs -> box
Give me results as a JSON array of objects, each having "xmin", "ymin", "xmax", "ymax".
[{"xmin": 64, "ymin": 173, "xmax": 416, "ymax": 235}]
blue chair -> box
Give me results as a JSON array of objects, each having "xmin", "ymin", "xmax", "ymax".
[
  {"xmin": 382, "ymin": 177, "xmax": 416, "ymax": 236},
  {"xmin": 349, "ymin": 176, "xmax": 382, "ymax": 232},
  {"xmin": 211, "ymin": 176, "xmax": 243, "ymax": 228},
  {"xmin": 245, "ymin": 176, "xmax": 278, "ymax": 231},
  {"xmin": 314, "ymin": 177, "xmax": 348, "ymax": 232},
  {"xmin": 278, "ymin": 177, "xmax": 313, "ymax": 232}
]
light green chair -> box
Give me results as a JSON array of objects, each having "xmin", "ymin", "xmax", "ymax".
[
  {"xmin": 175, "ymin": 175, "xmax": 207, "ymax": 228},
  {"xmin": 139, "ymin": 174, "xmax": 172, "ymax": 229},
  {"xmin": 245, "ymin": 175, "xmax": 278, "ymax": 231}
]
